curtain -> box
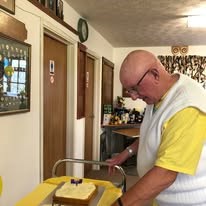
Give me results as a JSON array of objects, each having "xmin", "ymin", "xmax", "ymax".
[{"xmin": 158, "ymin": 55, "xmax": 206, "ymax": 89}]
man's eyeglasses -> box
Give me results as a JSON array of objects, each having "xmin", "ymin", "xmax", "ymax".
[{"xmin": 125, "ymin": 70, "xmax": 151, "ymax": 95}]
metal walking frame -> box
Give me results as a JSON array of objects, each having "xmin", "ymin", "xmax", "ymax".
[{"xmin": 52, "ymin": 158, "xmax": 127, "ymax": 193}]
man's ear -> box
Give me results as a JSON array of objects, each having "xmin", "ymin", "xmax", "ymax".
[{"xmin": 150, "ymin": 68, "xmax": 159, "ymax": 80}]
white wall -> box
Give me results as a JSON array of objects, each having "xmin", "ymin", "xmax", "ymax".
[
  {"xmin": 113, "ymin": 46, "xmax": 206, "ymax": 111},
  {"xmin": 0, "ymin": 1, "xmax": 42, "ymax": 205},
  {"xmin": 0, "ymin": 0, "xmax": 113, "ymax": 205},
  {"xmin": 63, "ymin": 3, "xmax": 113, "ymax": 177}
]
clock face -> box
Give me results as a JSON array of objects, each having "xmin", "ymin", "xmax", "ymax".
[
  {"xmin": 82, "ymin": 22, "xmax": 87, "ymax": 39},
  {"xmin": 78, "ymin": 18, "xmax": 89, "ymax": 43}
]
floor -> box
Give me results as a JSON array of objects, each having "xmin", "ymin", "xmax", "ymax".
[{"xmin": 86, "ymin": 165, "xmax": 152, "ymax": 206}]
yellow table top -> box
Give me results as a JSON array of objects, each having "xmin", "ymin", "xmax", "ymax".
[{"xmin": 15, "ymin": 176, "xmax": 122, "ymax": 206}]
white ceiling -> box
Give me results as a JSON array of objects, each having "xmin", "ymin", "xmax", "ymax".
[{"xmin": 65, "ymin": 0, "xmax": 206, "ymax": 47}]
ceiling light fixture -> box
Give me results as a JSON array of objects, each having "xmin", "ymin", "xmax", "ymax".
[{"xmin": 188, "ymin": 15, "xmax": 206, "ymax": 27}]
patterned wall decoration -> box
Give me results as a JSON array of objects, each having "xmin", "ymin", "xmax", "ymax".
[{"xmin": 158, "ymin": 55, "xmax": 206, "ymax": 89}]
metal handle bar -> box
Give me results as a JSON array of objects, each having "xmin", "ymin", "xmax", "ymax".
[{"xmin": 52, "ymin": 158, "xmax": 126, "ymax": 192}]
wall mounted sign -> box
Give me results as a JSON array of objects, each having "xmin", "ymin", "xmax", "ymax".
[
  {"xmin": 0, "ymin": 33, "xmax": 31, "ymax": 115},
  {"xmin": 49, "ymin": 60, "xmax": 54, "ymax": 75},
  {"xmin": 50, "ymin": 75, "xmax": 54, "ymax": 84},
  {"xmin": 49, "ymin": 60, "xmax": 55, "ymax": 83}
]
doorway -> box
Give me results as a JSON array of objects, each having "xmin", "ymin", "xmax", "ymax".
[{"xmin": 43, "ymin": 34, "xmax": 67, "ymax": 180}]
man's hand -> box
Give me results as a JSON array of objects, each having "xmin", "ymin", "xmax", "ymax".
[
  {"xmin": 106, "ymin": 139, "xmax": 139, "ymax": 175},
  {"xmin": 106, "ymin": 151, "xmax": 128, "ymax": 175}
]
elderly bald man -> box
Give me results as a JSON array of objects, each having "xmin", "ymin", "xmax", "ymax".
[{"xmin": 107, "ymin": 50, "xmax": 206, "ymax": 206}]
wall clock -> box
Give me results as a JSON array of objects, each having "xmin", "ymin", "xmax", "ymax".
[{"xmin": 77, "ymin": 18, "xmax": 89, "ymax": 43}]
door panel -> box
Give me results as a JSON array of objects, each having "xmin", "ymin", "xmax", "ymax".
[
  {"xmin": 101, "ymin": 57, "xmax": 114, "ymax": 123},
  {"xmin": 77, "ymin": 43, "xmax": 86, "ymax": 119},
  {"xmin": 84, "ymin": 55, "xmax": 95, "ymax": 176},
  {"xmin": 43, "ymin": 34, "xmax": 67, "ymax": 180}
]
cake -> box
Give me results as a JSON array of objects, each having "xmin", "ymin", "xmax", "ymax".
[{"xmin": 55, "ymin": 181, "xmax": 96, "ymax": 200}]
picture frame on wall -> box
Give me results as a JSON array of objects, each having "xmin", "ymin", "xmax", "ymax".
[
  {"xmin": 38, "ymin": 0, "xmax": 46, "ymax": 6},
  {"xmin": 46, "ymin": 0, "xmax": 56, "ymax": 14},
  {"xmin": 0, "ymin": 0, "xmax": 15, "ymax": 14},
  {"xmin": 0, "ymin": 33, "xmax": 31, "ymax": 115},
  {"xmin": 56, "ymin": 0, "xmax": 63, "ymax": 20}
]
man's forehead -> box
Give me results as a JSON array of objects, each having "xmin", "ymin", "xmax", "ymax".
[
  {"xmin": 121, "ymin": 60, "xmax": 149, "ymax": 80},
  {"xmin": 120, "ymin": 68, "xmax": 140, "ymax": 87}
]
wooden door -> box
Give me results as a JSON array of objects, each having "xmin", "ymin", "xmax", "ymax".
[
  {"xmin": 77, "ymin": 43, "xmax": 86, "ymax": 119},
  {"xmin": 84, "ymin": 55, "xmax": 95, "ymax": 176},
  {"xmin": 43, "ymin": 34, "xmax": 67, "ymax": 180},
  {"xmin": 101, "ymin": 57, "xmax": 114, "ymax": 122}
]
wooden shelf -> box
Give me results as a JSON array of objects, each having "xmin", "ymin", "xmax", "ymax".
[{"xmin": 28, "ymin": 0, "xmax": 78, "ymax": 35}]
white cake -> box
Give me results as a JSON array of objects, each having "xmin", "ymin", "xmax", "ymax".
[{"xmin": 55, "ymin": 182, "xmax": 96, "ymax": 200}]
